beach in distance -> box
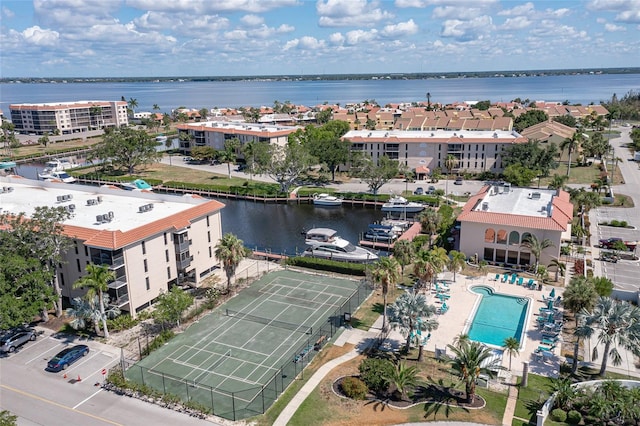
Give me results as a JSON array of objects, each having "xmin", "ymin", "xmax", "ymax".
[{"xmin": 1, "ymin": 73, "xmax": 638, "ymax": 114}]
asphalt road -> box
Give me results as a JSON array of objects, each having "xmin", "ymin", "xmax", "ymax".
[{"xmin": 0, "ymin": 329, "xmax": 218, "ymax": 426}]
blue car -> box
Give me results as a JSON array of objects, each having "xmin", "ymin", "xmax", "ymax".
[{"xmin": 47, "ymin": 344, "xmax": 89, "ymax": 371}]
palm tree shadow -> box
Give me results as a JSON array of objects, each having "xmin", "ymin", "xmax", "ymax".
[
  {"xmin": 421, "ymin": 378, "xmax": 470, "ymax": 420},
  {"xmin": 364, "ymin": 397, "xmax": 394, "ymax": 412}
]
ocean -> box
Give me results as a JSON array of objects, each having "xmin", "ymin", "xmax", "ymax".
[{"xmin": 1, "ymin": 73, "xmax": 638, "ymax": 114}]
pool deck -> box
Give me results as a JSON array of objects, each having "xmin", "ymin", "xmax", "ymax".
[{"xmin": 383, "ymin": 271, "xmax": 565, "ymax": 378}]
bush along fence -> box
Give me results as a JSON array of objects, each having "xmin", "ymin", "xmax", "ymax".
[{"xmin": 113, "ymin": 279, "xmax": 373, "ymax": 421}]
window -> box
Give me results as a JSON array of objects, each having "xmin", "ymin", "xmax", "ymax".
[
  {"xmin": 167, "ymin": 267, "xmax": 171, "ymax": 279},
  {"xmin": 495, "ymin": 249, "xmax": 506, "ymax": 264},
  {"xmin": 84, "ymin": 246, "xmax": 88, "ymax": 257},
  {"xmin": 165, "ymin": 249, "xmax": 170, "ymax": 262},
  {"xmin": 144, "ymin": 259, "xmax": 148, "ymax": 272},
  {"xmin": 60, "ymin": 273, "xmax": 65, "ymax": 287},
  {"xmin": 496, "ymin": 229, "xmax": 508, "ymax": 244},
  {"xmin": 76, "ymin": 259, "xmax": 81, "ymax": 272},
  {"xmin": 522, "ymin": 232, "xmax": 532, "ymax": 244},
  {"xmin": 164, "ymin": 233, "xmax": 168, "ymax": 245},
  {"xmin": 209, "ymin": 246, "xmax": 212, "ymax": 258},
  {"xmin": 145, "ymin": 277, "xmax": 150, "ymax": 290},
  {"xmin": 507, "ymin": 251, "xmax": 518, "ymax": 265},
  {"xmin": 484, "ymin": 228, "xmax": 496, "ymax": 243},
  {"xmin": 483, "ymin": 247, "xmax": 494, "ymax": 262},
  {"xmin": 74, "ymin": 242, "xmax": 78, "ymax": 255},
  {"xmin": 141, "ymin": 241, "xmax": 146, "ymax": 255},
  {"xmin": 206, "ymin": 216, "xmax": 210, "ymax": 227},
  {"xmin": 509, "ymin": 231, "xmax": 520, "ymax": 245},
  {"xmin": 519, "ymin": 251, "xmax": 531, "ymax": 266},
  {"xmin": 207, "ymin": 231, "xmax": 211, "ymax": 243}
]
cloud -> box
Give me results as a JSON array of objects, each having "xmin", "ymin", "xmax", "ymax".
[
  {"xmin": 240, "ymin": 14, "xmax": 264, "ymax": 26},
  {"xmin": 21, "ymin": 26, "xmax": 60, "ymax": 47},
  {"xmin": 498, "ymin": 2, "xmax": 534, "ymax": 16},
  {"xmin": 605, "ymin": 23, "xmax": 627, "ymax": 31},
  {"xmin": 2, "ymin": 6, "xmax": 15, "ymax": 18},
  {"xmin": 587, "ymin": 0, "xmax": 640, "ymax": 23},
  {"xmin": 328, "ymin": 32, "xmax": 345, "ymax": 45},
  {"xmin": 224, "ymin": 29, "xmax": 248, "ymax": 40},
  {"xmin": 500, "ymin": 16, "xmax": 531, "ymax": 30},
  {"xmin": 34, "ymin": 0, "xmax": 120, "ymax": 27},
  {"xmin": 395, "ymin": 0, "xmax": 498, "ymax": 8},
  {"xmin": 276, "ymin": 24, "xmax": 295, "ymax": 33},
  {"xmin": 433, "ymin": 6, "xmax": 486, "ymax": 20},
  {"xmin": 441, "ymin": 15, "xmax": 493, "ymax": 42},
  {"xmin": 317, "ymin": 0, "xmax": 394, "ymax": 27},
  {"xmin": 381, "ymin": 19, "xmax": 418, "ymax": 37},
  {"xmin": 127, "ymin": 0, "xmax": 300, "ymax": 14},
  {"xmin": 344, "ymin": 29, "xmax": 378, "ymax": 45}
]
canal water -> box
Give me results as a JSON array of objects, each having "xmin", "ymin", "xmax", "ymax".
[{"xmin": 13, "ymin": 163, "xmax": 386, "ymax": 255}]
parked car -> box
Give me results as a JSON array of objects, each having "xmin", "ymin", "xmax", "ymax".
[
  {"xmin": 454, "ymin": 177, "xmax": 463, "ymax": 185},
  {"xmin": 598, "ymin": 237, "xmax": 637, "ymax": 251},
  {"xmin": 414, "ymin": 187, "xmax": 424, "ymax": 195},
  {"xmin": 47, "ymin": 345, "xmax": 89, "ymax": 371},
  {"xmin": 0, "ymin": 327, "xmax": 36, "ymax": 353},
  {"xmin": 235, "ymin": 163, "xmax": 247, "ymax": 172},
  {"xmin": 427, "ymin": 185, "xmax": 437, "ymax": 194}
]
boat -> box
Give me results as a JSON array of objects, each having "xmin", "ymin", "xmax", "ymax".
[
  {"xmin": 364, "ymin": 224, "xmax": 398, "ymax": 242},
  {"xmin": 303, "ymin": 228, "xmax": 378, "ymax": 263},
  {"xmin": 43, "ymin": 158, "xmax": 78, "ymax": 172},
  {"xmin": 313, "ymin": 193, "xmax": 343, "ymax": 206},
  {"xmin": 0, "ymin": 161, "xmax": 17, "ymax": 170},
  {"xmin": 120, "ymin": 179, "xmax": 153, "ymax": 191},
  {"xmin": 38, "ymin": 170, "xmax": 76, "ymax": 183},
  {"xmin": 381, "ymin": 196, "xmax": 425, "ymax": 213}
]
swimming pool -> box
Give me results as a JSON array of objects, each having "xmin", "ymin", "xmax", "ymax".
[{"xmin": 466, "ymin": 286, "xmax": 529, "ymax": 348}]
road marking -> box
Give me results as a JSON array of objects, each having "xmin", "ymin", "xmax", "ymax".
[
  {"xmin": 25, "ymin": 339, "xmax": 64, "ymax": 364},
  {"xmin": 0, "ymin": 384, "xmax": 122, "ymax": 426},
  {"xmin": 73, "ymin": 388, "xmax": 103, "ymax": 409}
]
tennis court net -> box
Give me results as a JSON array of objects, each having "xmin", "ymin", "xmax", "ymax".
[{"xmin": 225, "ymin": 309, "xmax": 312, "ymax": 335}]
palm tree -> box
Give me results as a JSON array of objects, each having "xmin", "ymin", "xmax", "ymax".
[
  {"xmin": 392, "ymin": 239, "xmax": 415, "ymax": 275},
  {"xmin": 561, "ymin": 132, "xmax": 583, "ymax": 177},
  {"xmin": 73, "ymin": 263, "xmax": 115, "ymax": 338},
  {"xmin": 67, "ymin": 295, "xmax": 119, "ymax": 336},
  {"xmin": 563, "ymin": 276, "xmax": 598, "ymax": 327},
  {"xmin": 417, "ymin": 208, "xmax": 441, "ymax": 247},
  {"xmin": 446, "ymin": 340, "xmax": 502, "ymax": 403},
  {"xmin": 548, "ymin": 174, "xmax": 569, "ymax": 190},
  {"xmin": 502, "ymin": 337, "xmax": 520, "ymax": 371},
  {"xmin": 371, "ymin": 257, "xmax": 401, "ymax": 332},
  {"xmin": 447, "ymin": 250, "xmax": 466, "ymax": 282},
  {"xmin": 548, "ymin": 258, "xmax": 566, "ymax": 283},
  {"xmin": 444, "ymin": 154, "xmax": 459, "ymax": 200},
  {"xmin": 452, "ymin": 333, "xmax": 470, "ymax": 349},
  {"xmin": 383, "ymin": 362, "xmax": 418, "ymax": 401},
  {"xmin": 426, "ymin": 92, "xmax": 432, "ymax": 110},
  {"xmin": 127, "ymin": 97, "xmax": 138, "ymax": 116},
  {"xmin": 218, "ymin": 138, "xmax": 240, "ymax": 178},
  {"xmin": 520, "ymin": 234, "xmax": 555, "ymax": 272},
  {"xmin": 413, "ymin": 247, "xmax": 447, "ymax": 291},
  {"xmin": 580, "ymin": 297, "xmax": 640, "ymax": 377},
  {"xmin": 214, "ymin": 233, "xmax": 246, "ymax": 293},
  {"xmin": 387, "ymin": 291, "xmax": 439, "ymax": 360}
]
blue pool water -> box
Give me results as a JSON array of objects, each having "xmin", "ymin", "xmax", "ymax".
[{"xmin": 467, "ymin": 286, "xmax": 529, "ymax": 347}]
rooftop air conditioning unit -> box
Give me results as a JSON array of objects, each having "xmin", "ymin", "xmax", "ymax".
[
  {"xmin": 482, "ymin": 202, "xmax": 489, "ymax": 211},
  {"xmin": 147, "ymin": 204, "xmax": 154, "ymax": 210},
  {"xmin": 57, "ymin": 195, "xmax": 64, "ymax": 202},
  {"xmin": 531, "ymin": 192, "xmax": 541, "ymax": 199},
  {"xmin": 97, "ymin": 196, "xmax": 103, "ymax": 203},
  {"xmin": 69, "ymin": 204, "xmax": 76, "ymax": 211},
  {"xmin": 138, "ymin": 206, "xmax": 146, "ymax": 213},
  {"xmin": 65, "ymin": 194, "xmax": 73, "ymax": 201},
  {"xmin": 102, "ymin": 214, "xmax": 110, "ymax": 222},
  {"xmin": 108, "ymin": 211, "xmax": 114, "ymax": 219},
  {"xmin": 87, "ymin": 199, "xmax": 95, "ymax": 206},
  {"xmin": 96, "ymin": 215, "xmax": 104, "ymax": 223},
  {"xmin": 493, "ymin": 132, "xmax": 498, "ymax": 138}
]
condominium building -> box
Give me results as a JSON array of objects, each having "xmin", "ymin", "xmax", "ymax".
[
  {"xmin": 457, "ymin": 184, "xmax": 573, "ymax": 268},
  {"xmin": 9, "ymin": 100, "xmax": 128, "ymax": 135},
  {"xmin": 0, "ymin": 176, "xmax": 225, "ymax": 318},
  {"xmin": 176, "ymin": 121, "xmax": 298, "ymax": 154},
  {"xmin": 344, "ymin": 129, "xmax": 528, "ymax": 174}
]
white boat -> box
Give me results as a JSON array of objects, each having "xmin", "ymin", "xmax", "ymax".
[
  {"xmin": 364, "ymin": 224, "xmax": 398, "ymax": 242},
  {"xmin": 381, "ymin": 196, "xmax": 425, "ymax": 213},
  {"xmin": 313, "ymin": 193, "xmax": 343, "ymax": 206},
  {"xmin": 303, "ymin": 228, "xmax": 378, "ymax": 263},
  {"xmin": 43, "ymin": 158, "xmax": 78, "ymax": 172},
  {"xmin": 38, "ymin": 170, "xmax": 76, "ymax": 183},
  {"xmin": 120, "ymin": 179, "xmax": 153, "ymax": 191},
  {"xmin": 0, "ymin": 161, "xmax": 17, "ymax": 170}
]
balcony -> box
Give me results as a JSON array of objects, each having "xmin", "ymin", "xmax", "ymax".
[
  {"xmin": 175, "ymin": 239, "xmax": 190, "ymax": 253},
  {"xmin": 176, "ymin": 255, "xmax": 193, "ymax": 270},
  {"xmin": 108, "ymin": 280, "xmax": 129, "ymax": 308}
]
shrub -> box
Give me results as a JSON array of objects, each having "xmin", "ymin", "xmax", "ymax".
[
  {"xmin": 340, "ymin": 376, "xmax": 368, "ymax": 400},
  {"xmin": 107, "ymin": 314, "xmax": 139, "ymax": 332},
  {"xmin": 285, "ymin": 256, "xmax": 367, "ymax": 276},
  {"xmin": 620, "ymin": 220, "xmax": 628, "ymax": 227},
  {"xmin": 411, "ymin": 235, "xmax": 430, "ymax": 250},
  {"xmin": 566, "ymin": 410, "xmax": 582, "ymax": 424},
  {"xmin": 551, "ymin": 408, "xmax": 567, "ymax": 422},
  {"xmin": 359, "ymin": 358, "xmax": 394, "ymax": 393},
  {"xmin": 142, "ymin": 330, "xmax": 175, "ymax": 356},
  {"xmin": 611, "ymin": 219, "xmax": 620, "ymax": 227}
]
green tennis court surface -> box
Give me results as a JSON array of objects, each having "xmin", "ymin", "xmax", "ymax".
[{"xmin": 125, "ymin": 270, "xmax": 372, "ymax": 420}]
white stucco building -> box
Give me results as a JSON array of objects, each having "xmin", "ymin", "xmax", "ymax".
[
  {"xmin": 0, "ymin": 176, "xmax": 225, "ymax": 318},
  {"xmin": 457, "ymin": 184, "xmax": 573, "ymax": 268}
]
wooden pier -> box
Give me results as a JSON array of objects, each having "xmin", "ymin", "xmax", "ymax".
[{"xmin": 359, "ymin": 222, "xmax": 422, "ymax": 250}]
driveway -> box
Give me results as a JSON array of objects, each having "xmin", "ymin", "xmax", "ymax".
[{"xmin": 0, "ymin": 328, "xmax": 218, "ymax": 426}]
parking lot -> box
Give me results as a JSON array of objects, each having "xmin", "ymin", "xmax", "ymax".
[
  {"xmin": 0, "ymin": 328, "xmax": 214, "ymax": 426},
  {"xmin": 592, "ymin": 207, "xmax": 640, "ymax": 293}
]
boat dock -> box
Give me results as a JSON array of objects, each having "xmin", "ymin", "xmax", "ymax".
[{"xmin": 359, "ymin": 222, "xmax": 422, "ymax": 250}]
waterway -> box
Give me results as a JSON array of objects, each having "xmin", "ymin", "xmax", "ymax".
[
  {"xmin": 14, "ymin": 163, "xmax": 386, "ymax": 255},
  {"xmin": 2, "ymin": 73, "xmax": 637, "ymax": 114}
]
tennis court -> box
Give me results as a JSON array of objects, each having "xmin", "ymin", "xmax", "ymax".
[{"xmin": 125, "ymin": 270, "xmax": 372, "ymax": 420}]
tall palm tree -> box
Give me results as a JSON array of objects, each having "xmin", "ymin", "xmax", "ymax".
[
  {"xmin": 218, "ymin": 138, "xmax": 240, "ymax": 178},
  {"xmin": 563, "ymin": 276, "xmax": 598, "ymax": 327},
  {"xmin": 413, "ymin": 247, "xmax": 447, "ymax": 291},
  {"xmin": 392, "ymin": 239, "xmax": 415, "ymax": 275},
  {"xmin": 580, "ymin": 297, "xmax": 640, "ymax": 377},
  {"xmin": 452, "ymin": 332, "xmax": 470, "ymax": 349},
  {"xmin": 371, "ymin": 257, "xmax": 400, "ymax": 332},
  {"xmin": 383, "ymin": 362, "xmax": 418, "ymax": 401},
  {"xmin": 127, "ymin": 97, "xmax": 138, "ymax": 116},
  {"xmin": 387, "ymin": 291, "xmax": 439, "ymax": 360},
  {"xmin": 446, "ymin": 340, "xmax": 502, "ymax": 403},
  {"xmin": 561, "ymin": 132, "xmax": 583, "ymax": 177},
  {"xmin": 417, "ymin": 208, "xmax": 441, "ymax": 247},
  {"xmin": 67, "ymin": 295, "xmax": 119, "ymax": 336},
  {"xmin": 73, "ymin": 263, "xmax": 115, "ymax": 338},
  {"xmin": 520, "ymin": 234, "xmax": 555, "ymax": 272},
  {"xmin": 426, "ymin": 92, "xmax": 431, "ymax": 110},
  {"xmin": 548, "ymin": 258, "xmax": 566, "ymax": 283},
  {"xmin": 444, "ymin": 154, "xmax": 459, "ymax": 200},
  {"xmin": 502, "ymin": 337, "xmax": 520, "ymax": 371},
  {"xmin": 548, "ymin": 174, "xmax": 569, "ymax": 190},
  {"xmin": 215, "ymin": 233, "xmax": 246, "ymax": 293},
  {"xmin": 448, "ymin": 250, "xmax": 466, "ymax": 282}
]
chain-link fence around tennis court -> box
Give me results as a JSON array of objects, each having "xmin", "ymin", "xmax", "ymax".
[{"xmin": 124, "ymin": 277, "xmax": 373, "ymax": 421}]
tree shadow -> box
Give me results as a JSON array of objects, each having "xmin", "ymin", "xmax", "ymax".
[
  {"xmin": 371, "ymin": 302, "xmax": 385, "ymax": 315},
  {"xmin": 421, "ymin": 378, "xmax": 471, "ymax": 420}
]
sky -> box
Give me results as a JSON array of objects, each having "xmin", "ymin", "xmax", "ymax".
[{"xmin": 0, "ymin": 0, "xmax": 639, "ymax": 78}]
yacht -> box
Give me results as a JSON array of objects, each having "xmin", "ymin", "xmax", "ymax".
[
  {"xmin": 38, "ymin": 170, "xmax": 76, "ymax": 183},
  {"xmin": 364, "ymin": 224, "xmax": 398, "ymax": 242},
  {"xmin": 312, "ymin": 193, "xmax": 343, "ymax": 206},
  {"xmin": 381, "ymin": 196, "xmax": 425, "ymax": 213},
  {"xmin": 303, "ymin": 228, "xmax": 378, "ymax": 263},
  {"xmin": 43, "ymin": 158, "xmax": 78, "ymax": 172},
  {"xmin": 120, "ymin": 179, "xmax": 153, "ymax": 191}
]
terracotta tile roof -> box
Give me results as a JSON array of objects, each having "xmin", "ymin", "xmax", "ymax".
[
  {"xmin": 63, "ymin": 200, "xmax": 224, "ymax": 250},
  {"xmin": 457, "ymin": 186, "xmax": 573, "ymax": 231}
]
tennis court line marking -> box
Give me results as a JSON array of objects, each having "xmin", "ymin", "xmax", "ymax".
[{"xmin": 171, "ymin": 356, "xmax": 263, "ymax": 387}]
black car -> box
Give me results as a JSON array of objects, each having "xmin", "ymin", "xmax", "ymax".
[
  {"xmin": 47, "ymin": 345, "xmax": 89, "ymax": 371},
  {"xmin": 0, "ymin": 328, "xmax": 36, "ymax": 353},
  {"xmin": 414, "ymin": 187, "xmax": 424, "ymax": 195}
]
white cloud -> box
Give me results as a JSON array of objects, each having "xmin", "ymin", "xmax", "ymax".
[
  {"xmin": 395, "ymin": 0, "xmax": 498, "ymax": 7},
  {"xmin": 22, "ymin": 26, "xmax": 60, "ymax": 47},
  {"xmin": 283, "ymin": 36, "xmax": 325, "ymax": 51},
  {"xmin": 276, "ymin": 24, "xmax": 295, "ymax": 33},
  {"xmin": 433, "ymin": 6, "xmax": 485, "ymax": 20},
  {"xmin": 381, "ymin": 19, "xmax": 418, "ymax": 37},
  {"xmin": 224, "ymin": 29, "xmax": 248, "ymax": 40},
  {"xmin": 441, "ymin": 15, "xmax": 493, "ymax": 41},
  {"xmin": 317, "ymin": 0, "xmax": 394, "ymax": 27},
  {"xmin": 127, "ymin": 0, "xmax": 300, "ymax": 14},
  {"xmin": 500, "ymin": 16, "xmax": 531, "ymax": 30},
  {"xmin": 344, "ymin": 29, "xmax": 378, "ymax": 45},
  {"xmin": 497, "ymin": 2, "xmax": 534, "ymax": 16},
  {"xmin": 2, "ymin": 6, "xmax": 15, "ymax": 18},
  {"xmin": 545, "ymin": 8, "xmax": 570, "ymax": 18},
  {"xmin": 587, "ymin": 0, "xmax": 640, "ymax": 23},
  {"xmin": 615, "ymin": 9, "xmax": 640, "ymax": 23},
  {"xmin": 605, "ymin": 23, "xmax": 627, "ymax": 31},
  {"xmin": 328, "ymin": 32, "xmax": 345, "ymax": 45},
  {"xmin": 241, "ymin": 14, "xmax": 264, "ymax": 26}
]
